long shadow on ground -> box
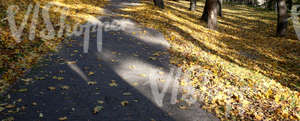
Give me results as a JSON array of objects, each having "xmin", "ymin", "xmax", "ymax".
[
  {"xmin": 0, "ymin": 16, "xmax": 218, "ymax": 121},
  {"xmin": 0, "ymin": 15, "xmax": 173, "ymax": 121}
]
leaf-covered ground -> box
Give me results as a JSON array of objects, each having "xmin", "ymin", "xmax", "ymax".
[
  {"xmin": 0, "ymin": 0, "xmax": 108, "ymax": 93},
  {"xmin": 0, "ymin": 0, "xmax": 221, "ymax": 120},
  {"xmin": 118, "ymin": 0, "xmax": 300, "ymax": 120}
]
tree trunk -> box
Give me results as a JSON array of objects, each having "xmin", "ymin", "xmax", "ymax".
[
  {"xmin": 217, "ymin": 0, "xmax": 223, "ymax": 17},
  {"xmin": 190, "ymin": 0, "xmax": 197, "ymax": 11},
  {"xmin": 207, "ymin": 0, "xmax": 218, "ymax": 29},
  {"xmin": 201, "ymin": 0, "xmax": 209, "ymax": 22},
  {"xmin": 153, "ymin": 0, "xmax": 157, "ymax": 6},
  {"xmin": 153, "ymin": 0, "xmax": 164, "ymax": 9},
  {"xmin": 276, "ymin": 0, "xmax": 288, "ymax": 36},
  {"xmin": 267, "ymin": 0, "xmax": 275, "ymax": 10},
  {"xmin": 158, "ymin": 0, "xmax": 165, "ymax": 9},
  {"xmin": 202, "ymin": 0, "xmax": 219, "ymax": 29},
  {"xmin": 202, "ymin": 0, "xmax": 222, "ymax": 21},
  {"xmin": 287, "ymin": 0, "xmax": 292, "ymax": 10},
  {"xmin": 248, "ymin": 0, "xmax": 253, "ymax": 6}
]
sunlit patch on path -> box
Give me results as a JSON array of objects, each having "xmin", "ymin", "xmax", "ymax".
[{"xmin": 0, "ymin": 0, "xmax": 218, "ymax": 121}]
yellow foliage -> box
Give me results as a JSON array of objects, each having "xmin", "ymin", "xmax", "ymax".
[
  {"xmin": 119, "ymin": 0, "xmax": 300, "ymax": 120},
  {"xmin": 0, "ymin": 0, "xmax": 108, "ymax": 92}
]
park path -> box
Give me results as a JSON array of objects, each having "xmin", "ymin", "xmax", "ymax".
[{"xmin": 0, "ymin": 0, "xmax": 218, "ymax": 121}]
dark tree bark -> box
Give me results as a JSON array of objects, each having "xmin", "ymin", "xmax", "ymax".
[
  {"xmin": 267, "ymin": 0, "xmax": 275, "ymax": 10},
  {"xmin": 202, "ymin": 0, "xmax": 218, "ymax": 29},
  {"xmin": 202, "ymin": 0, "xmax": 221, "ymax": 22},
  {"xmin": 208, "ymin": 0, "xmax": 218, "ymax": 29},
  {"xmin": 153, "ymin": 0, "xmax": 157, "ymax": 6},
  {"xmin": 201, "ymin": 0, "xmax": 209, "ymax": 22},
  {"xmin": 153, "ymin": 0, "xmax": 164, "ymax": 9},
  {"xmin": 276, "ymin": 0, "xmax": 289, "ymax": 36},
  {"xmin": 190, "ymin": 0, "xmax": 197, "ymax": 11},
  {"xmin": 248, "ymin": 0, "xmax": 254, "ymax": 6},
  {"xmin": 287, "ymin": 0, "xmax": 293, "ymax": 10},
  {"xmin": 217, "ymin": 0, "xmax": 223, "ymax": 17},
  {"xmin": 159, "ymin": 0, "xmax": 165, "ymax": 9}
]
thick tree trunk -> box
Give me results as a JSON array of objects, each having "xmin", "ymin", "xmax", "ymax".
[
  {"xmin": 202, "ymin": 0, "xmax": 220, "ymax": 29},
  {"xmin": 207, "ymin": 0, "xmax": 218, "ymax": 29},
  {"xmin": 190, "ymin": 0, "xmax": 197, "ymax": 11},
  {"xmin": 202, "ymin": 0, "xmax": 222, "ymax": 21},
  {"xmin": 276, "ymin": 0, "xmax": 288, "ymax": 36}
]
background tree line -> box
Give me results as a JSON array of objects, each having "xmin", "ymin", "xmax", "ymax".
[{"xmin": 152, "ymin": 0, "xmax": 298, "ymax": 36}]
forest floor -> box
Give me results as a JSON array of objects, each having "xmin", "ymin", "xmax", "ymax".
[
  {"xmin": 118, "ymin": 0, "xmax": 300, "ymax": 120},
  {"xmin": 0, "ymin": 0, "xmax": 109, "ymax": 93},
  {"xmin": 0, "ymin": 0, "xmax": 299, "ymax": 120},
  {"xmin": 0, "ymin": 0, "xmax": 219, "ymax": 121}
]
